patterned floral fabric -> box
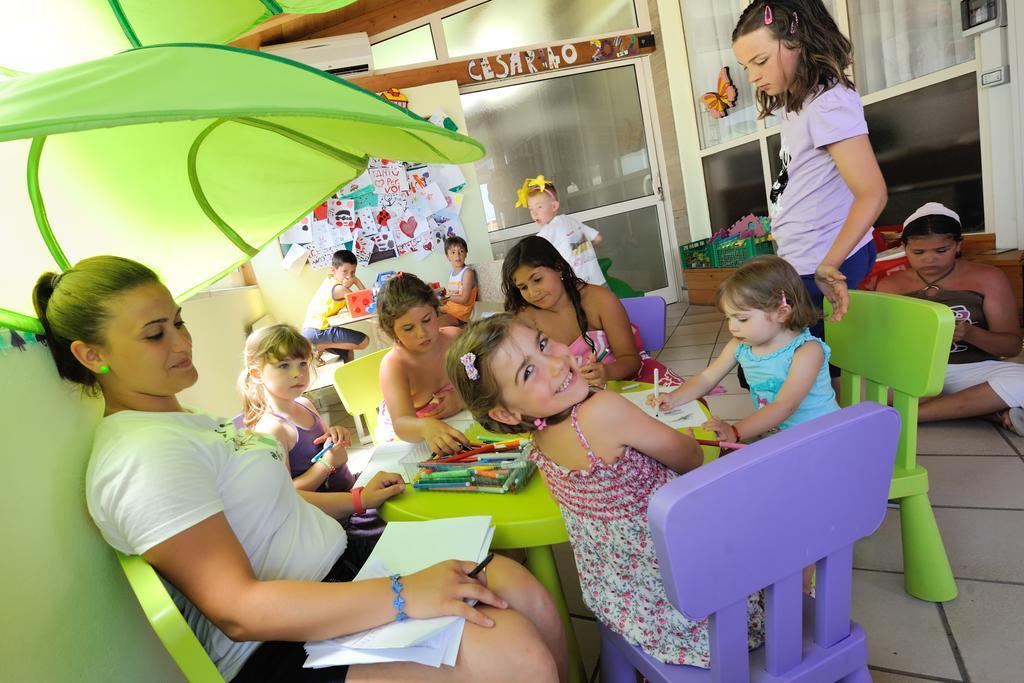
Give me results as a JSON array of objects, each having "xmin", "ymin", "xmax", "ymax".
[{"xmin": 528, "ymin": 403, "xmax": 765, "ymax": 667}]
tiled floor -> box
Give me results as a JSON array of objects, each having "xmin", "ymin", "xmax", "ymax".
[
  {"xmin": 561, "ymin": 296, "xmax": 1024, "ymax": 682},
  {"xmin": 347, "ymin": 296, "xmax": 1024, "ymax": 681}
]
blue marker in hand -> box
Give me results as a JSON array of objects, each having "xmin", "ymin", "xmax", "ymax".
[{"xmin": 310, "ymin": 441, "xmax": 333, "ymax": 463}]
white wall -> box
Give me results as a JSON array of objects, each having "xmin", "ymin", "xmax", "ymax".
[
  {"xmin": 978, "ymin": 20, "xmax": 1021, "ymax": 248},
  {"xmin": 251, "ymin": 80, "xmax": 492, "ymax": 328},
  {"xmin": 178, "ymin": 285, "xmax": 266, "ymax": 417},
  {"xmin": 1008, "ymin": 0, "xmax": 1024, "ymax": 249}
]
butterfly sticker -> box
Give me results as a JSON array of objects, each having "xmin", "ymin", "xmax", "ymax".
[{"xmin": 700, "ymin": 66, "xmax": 738, "ymax": 119}]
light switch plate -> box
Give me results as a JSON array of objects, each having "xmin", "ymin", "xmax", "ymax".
[{"xmin": 980, "ymin": 65, "xmax": 1009, "ymax": 87}]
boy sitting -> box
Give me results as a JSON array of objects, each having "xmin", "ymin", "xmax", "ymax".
[
  {"xmin": 301, "ymin": 249, "xmax": 370, "ymax": 363},
  {"xmin": 438, "ymin": 236, "xmax": 477, "ymax": 326}
]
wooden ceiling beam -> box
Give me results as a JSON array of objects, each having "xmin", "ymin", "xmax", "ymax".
[
  {"xmin": 232, "ymin": 0, "xmax": 466, "ymax": 50},
  {"xmin": 350, "ymin": 32, "xmax": 655, "ymax": 93},
  {"xmin": 307, "ymin": 0, "xmax": 466, "ymax": 40}
]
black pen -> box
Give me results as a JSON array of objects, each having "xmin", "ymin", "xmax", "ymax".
[{"xmin": 467, "ymin": 552, "xmax": 495, "ymax": 579}]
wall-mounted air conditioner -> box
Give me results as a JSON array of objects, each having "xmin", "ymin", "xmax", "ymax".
[{"xmin": 260, "ymin": 32, "xmax": 373, "ymax": 77}]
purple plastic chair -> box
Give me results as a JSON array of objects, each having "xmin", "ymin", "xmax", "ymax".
[
  {"xmin": 600, "ymin": 403, "xmax": 900, "ymax": 683},
  {"xmin": 621, "ymin": 296, "xmax": 667, "ymax": 353}
]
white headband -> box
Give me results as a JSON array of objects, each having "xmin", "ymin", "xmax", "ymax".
[{"xmin": 903, "ymin": 202, "xmax": 961, "ymax": 228}]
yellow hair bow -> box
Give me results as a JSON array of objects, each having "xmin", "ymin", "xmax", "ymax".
[{"xmin": 514, "ymin": 174, "xmax": 552, "ymax": 208}]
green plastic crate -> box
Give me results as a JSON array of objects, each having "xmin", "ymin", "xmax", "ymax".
[
  {"xmin": 679, "ymin": 238, "xmax": 713, "ymax": 270},
  {"xmin": 711, "ymin": 235, "xmax": 775, "ymax": 268}
]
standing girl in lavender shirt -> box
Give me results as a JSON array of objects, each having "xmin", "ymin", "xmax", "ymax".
[{"xmin": 732, "ymin": 0, "xmax": 887, "ymax": 332}]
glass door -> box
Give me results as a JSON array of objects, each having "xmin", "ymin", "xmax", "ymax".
[{"xmin": 461, "ymin": 60, "xmax": 679, "ymax": 300}]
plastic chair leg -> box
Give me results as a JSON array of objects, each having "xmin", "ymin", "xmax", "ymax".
[
  {"xmin": 599, "ymin": 628, "xmax": 636, "ymax": 683},
  {"xmin": 899, "ymin": 493, "xmax": 958, "ymax": 602},
  {"xmin": 525, "ymin": 546, "xmax": 586, "ymax": 683}
]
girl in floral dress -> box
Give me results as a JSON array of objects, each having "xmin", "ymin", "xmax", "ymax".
[{"xmin": 446, "ymin": 314, "xmax": 765, "ymax": 668}]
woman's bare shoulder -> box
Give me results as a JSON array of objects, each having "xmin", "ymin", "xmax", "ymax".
[
  {"xmin": 875, "ymin": 268, "xmax": 919, "ymax": 294},
  {"xmin": 958, "ymin": 259, "xmax": 1011, "ymax": 290}
]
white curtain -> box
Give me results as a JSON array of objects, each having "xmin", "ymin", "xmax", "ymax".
[
  {"xmin": 849, "ymin": 0, "xmax": 974, "ymax": 94},
  {"xmin": 681, "ymin": 0, "xmax": 762, "ymax": 149},
  {"xmin": 680, "ymin": 0, "xmax": 838, "ymax": 149}
]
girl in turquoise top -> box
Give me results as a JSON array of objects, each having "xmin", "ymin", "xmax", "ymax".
[{"xmin": 652, "ymin": 255, "xmax": 839, "ymax": 442}]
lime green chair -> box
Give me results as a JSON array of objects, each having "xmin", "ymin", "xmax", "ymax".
[
  {"xmin": 116, "ymin": 551, "xmax": 224, "ymax": 682},
  {"xmin": 826, "ymin": 290, "xmax": 957, "ymax": 602},
  {"xmin": 333, "ymin": 348, "xmax": 390, "ymax": 442},
  {"xmin": 598, "ymin": 257, "xmax": 644, "ymax": 299}
]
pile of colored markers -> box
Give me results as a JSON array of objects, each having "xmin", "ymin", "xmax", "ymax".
[{"xmin": 412, "ymin": 439, "xmax": 536, "ymax": 493}]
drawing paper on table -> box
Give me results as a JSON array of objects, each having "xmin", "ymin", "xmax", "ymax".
[
  {"xmin": 354, "ymin": 440, "xmax": 431, "ymax": 487},
  {"xmin": 618, "ymin": 389, "xmax": 706, "ymax": 428}
]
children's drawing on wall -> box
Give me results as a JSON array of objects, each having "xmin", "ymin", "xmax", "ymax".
[
  {"xmin": 368, "ymin": 160, "xmax": 407, "ymax": 196},
  {"xmin": 329, "ymin": 197, "xmax": 355, "ymax": 237},
  {"xmin": 353, "ymin": 226, "xmax": 398, "ymax": 266},
  {"xmin": 277, "ymin": 108, "xmax": 470, "ymax": 272}
]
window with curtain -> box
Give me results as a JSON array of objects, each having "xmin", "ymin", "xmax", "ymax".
[
  {"xmin": 442, "ymin": 0, "xmax": 638, "ymax": 59},
  {"xmin": 682, "ymin": 0, "xmax": 835, "ymax": 149},
  {"xmin": 682, "ymin": 0, "xmax": 758, "ymax": 149},
  {"xmin": 848, "ymin": 0, "xmax": 975, "ymax": 95}
]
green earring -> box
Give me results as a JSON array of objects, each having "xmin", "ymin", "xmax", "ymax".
[{"xmin": 98, "ymin": 364, "xmax": 110, "ymax": 374}]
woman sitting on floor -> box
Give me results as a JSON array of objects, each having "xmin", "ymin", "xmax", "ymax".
[{"xmin": 877, "ymin": 203, "xmax": 1024, "ymax": 433}]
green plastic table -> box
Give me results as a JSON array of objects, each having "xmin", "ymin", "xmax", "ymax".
[{"xmin": 379, "ymin": 383, "xmax": 717, "ymax": 683}]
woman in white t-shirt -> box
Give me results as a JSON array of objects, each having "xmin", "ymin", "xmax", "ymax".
[{"xmin": 33, "ymin": 256, "xmax": 566, "ymax": 683}]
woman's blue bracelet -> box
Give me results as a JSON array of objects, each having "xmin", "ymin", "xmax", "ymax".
[{"xmin": 389, "ymin": 574, "xmax": 408, "ymax": 622}]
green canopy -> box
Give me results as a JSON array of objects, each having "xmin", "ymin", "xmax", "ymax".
[
  {"xmin": 0, "ymin": 44, "xmax": 485, "ymax": 333},
  {"xmin": 2, "ymin": 1, "xmax": 356, "ymax": 74}
]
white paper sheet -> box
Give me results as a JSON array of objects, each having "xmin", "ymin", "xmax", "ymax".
[
  {"xmin": 281, "ymin": 243, "xmax": 309, "ymax": 272},
  {"xmin": 303, "ymin": 518, "xmax": 493, "ymax": 668},
  {"xmin": 618, "ymin": 390, "xmax": 707, "ymax": 429},
  {"xmin": 353, "ymin": 440, "xmax": 431, "ymax": 487}
]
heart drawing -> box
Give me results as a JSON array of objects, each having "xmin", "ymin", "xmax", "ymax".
[{"xmin": 399, "ymin": 216, "xmax": 418, "ymax": 239}]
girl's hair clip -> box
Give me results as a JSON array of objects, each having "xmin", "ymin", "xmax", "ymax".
[
  {"xmin": 460, "ymin": 353, "xmax": 479, "ymax": 380},
  {"xmin": 764, "ymin": 4, "xmax": 773, "ymax": 25},
  {"xmin": 790, "ymin": 11, "xmax": 798, "ymax": 33},
  {"xmin": 526, "ymin": 174, "xmax": 550, "ymax": 192},
  {"xmin": 515, "ymin": 174, "xmax": 552, "ymax": 208},
  {"xmin": 533, "ymin": 417, "xmax": 548, "ymax": 431}
]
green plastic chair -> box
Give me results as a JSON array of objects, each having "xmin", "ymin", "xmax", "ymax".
[
  {"xmin": 115, "ymin": 551, "xmax": 224, "ymax": 683},
  {"xmin": 598, "ymin": 257, "xmax": 644, "ymax": 299},
  {"xmin": 333, "ymin": 348, "xmax": 390, "ymax": 442},
  {"xmin": 826, "ymin": 290, "xmax": 957, "ymax": 602}
]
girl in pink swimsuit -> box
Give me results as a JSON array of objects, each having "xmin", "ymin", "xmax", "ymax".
[
  {"xmin": 504, "ymin": 236, "xmax": 725, "ymax": 394},
  {"xmin": 376, "ymin": 273, "xmax": 469, "ymax": 455}
]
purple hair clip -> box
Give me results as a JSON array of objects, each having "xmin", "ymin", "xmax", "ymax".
[
  {"xmin": 764, "ymin": 4, "xmax": 773, "ymax": 25},
  {"xmin": 460, "ymin": 353, "xmax": 479, "ymax": 381},
  {"xmin": 533, "ymin": 418, "xmax": 548, "ymax": 431}
]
